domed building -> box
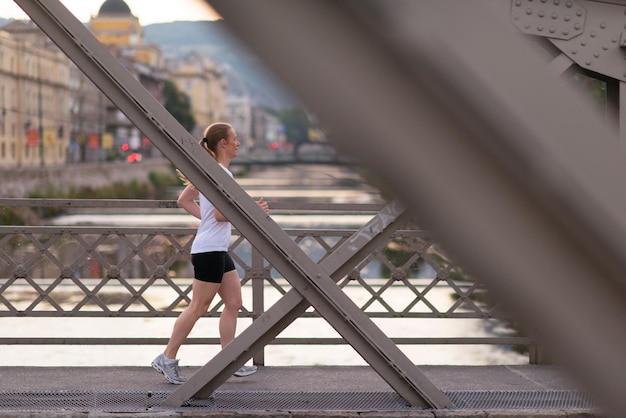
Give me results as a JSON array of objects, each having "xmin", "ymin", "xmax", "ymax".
[
  {"xmin": 90, "ymin": 0, "xmax": 143, "ymax": 47},
  {"xmin": 98, "ymin": 0, "xmax": 132, "ymax": 15}
]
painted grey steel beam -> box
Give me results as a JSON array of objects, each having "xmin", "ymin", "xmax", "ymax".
[
  {"xmin": 204, "ymin": 0, "xmax": 626, "ymax": 415},
  {"xmin": 14, "ymin": 0, "xmax": 451, "ymax": 409},
  {"xmin": 620, "ymin": 82, "xmax": 626, "ymax": 143},
  {"xmin": 547, "ymin": 53, "xmax": 575, "ymax": 77},
  {"xmin": 164, "ymin": 200, "xmax": 411, "ymax": 405}
]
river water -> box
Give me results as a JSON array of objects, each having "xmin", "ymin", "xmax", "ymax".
[{"xmin": 0, "ymin": 164, "xmax": 527, "ymax": 367}]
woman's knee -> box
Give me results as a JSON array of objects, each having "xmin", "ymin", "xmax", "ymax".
[
  {"xmin": 187, "ymin": 299, "xmax": 212, "ymax": 317},
  {"xmin": 222, "ymin": 296, "xmax": 242, "ymax": 312}
]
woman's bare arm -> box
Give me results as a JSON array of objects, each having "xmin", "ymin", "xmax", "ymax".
[{"xmin": 177, "ymin": 184, "xmax": 201, "ymax": 219}]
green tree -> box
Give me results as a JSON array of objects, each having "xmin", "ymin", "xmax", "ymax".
[
  {"xmin": 273, "ymin": 107, "xmax": 311, "ymax": 158},
  {"xmin": 163, "ymin": 80, "xmax": 196, "ymax": 132}
]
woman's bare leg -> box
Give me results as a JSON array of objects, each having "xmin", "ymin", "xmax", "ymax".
[
  {"xmin": 217, "ymin": 270, "xmax": 242, "ymax": 348},
  {"xmin": 164, "ymin": 279, "xmax": 220, "ymax": 359}
]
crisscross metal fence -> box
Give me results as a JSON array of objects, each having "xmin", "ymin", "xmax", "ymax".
[{"xmin": 0, "ymin": 198, "xmax": 533, "ymax": 364}]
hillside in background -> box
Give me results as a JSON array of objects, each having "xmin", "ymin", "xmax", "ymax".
[
  {"xmin": 0, "ymin": 17, "xmax": 297, "ymax": 110},
  {"xmin": 144, "ymin": 20, "xmax": 298, "ymax": 110}
]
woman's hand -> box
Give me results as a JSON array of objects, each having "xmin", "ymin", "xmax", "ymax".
[{"xmin": 257, "ymin": 197, "xmax": 269, "ymax": 214}]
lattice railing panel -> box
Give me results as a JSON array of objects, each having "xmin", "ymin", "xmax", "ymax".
[{"xmin": 0, "ymin": 226, "xmax": 502, "ymax": 320}]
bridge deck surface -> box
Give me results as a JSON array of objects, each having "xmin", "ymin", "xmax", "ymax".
[{"xmin": 0, "ymin": 364, "xmax": 604, "ymax": 417}]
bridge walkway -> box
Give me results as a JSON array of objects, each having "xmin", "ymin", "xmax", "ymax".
[{"xmin": 0, "ymin": 364, "xmax": 602, "ymax": 417}]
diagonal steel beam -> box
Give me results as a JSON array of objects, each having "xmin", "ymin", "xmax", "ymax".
[
  {"xmin": 203, "ymin": 0, "xmax": 626, "ymax": 415},
  {"xmin": 164, "ymin": 200, "xmax": 411, "ymax": 405},
  {"xmin": 14, "ymin": 0, "xmax": 452, "ymax": 408}
]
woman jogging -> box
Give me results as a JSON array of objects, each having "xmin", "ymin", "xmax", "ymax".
[{"xmin": 152, "ymin": 122, "xmax": 269, "ymax": 384}]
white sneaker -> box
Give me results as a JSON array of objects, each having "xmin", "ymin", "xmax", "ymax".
[
  {"xmin": 151, "ymin": 353, "xmax": 186, "ymax": 385},
  {"xmin": 233, "ymin": 365, "xmax": 257, "ymax": 377}
]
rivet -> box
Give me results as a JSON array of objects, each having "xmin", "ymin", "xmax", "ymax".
[
  {"xmin": 602, "ymin": 45, "xmax": 609, "ymax": 51},
  {"xmin": 576, "ymin": 10, "xmax": 583, "ymax": 17},
  {"xmin": 563, "ymin": 29, "xmax": 569, "ymax": 35},
  {"xmin": 515, "ymin": 0, "xmax": 522, "ymax": 4},
  {"xmin": 554, "ymin": 0, "xmax": 560, "ymax": 4},
  {"xmin": 538, "ymin": 10, "xmax": 545, "ymax": 17},
  {"xmin": 571, "ymin": 49, "xmax": 577, "ymax": 55},
  {"xmin": 564, "ymin": 14, "xmax": 571, "ymax": 22},
  {"xmin": 549, "ymin": 27, "xmax": 556, "ymax": 33},
  {"xmin": 537, "ymin": 24, "xmax": 544, "ymax": 31},
  {"xmin": 590, "ymin": 31, "xmax": 596, "ymax": 38},
  {"xmin": 594, "ymin": 53, "xmax": 600, "ymax": 58},
  {"xmin": 580, "ymin": 40, "xmax": 587, "ymax": 46},
  {"xmin": 551, "ymin": 12, "xmax": 558, "ymax": 19},
  {"xmin": 526, "ymin": 8, "xmax": 533, "ymax": 15},
  {"xmin": 600, "ymin": 23, "xmax": 606, "ymax": 29},
  {"xmin": 574, "ymin": 23, "xmax": 581, "ymax": 30},
  {"xmin": 524, "ymin": 22, "xmax": 531, "ymax": 29},
  {"xmin": 513, "ymin": 13, "xmax": 520, "ymax": 20},
  {"xmin": 585, "ymin": 60, "xmax": 591, "ymax": 66},
  {"xmin": 612, "ymin": 38, "xmax": 618, "ymax": 43},
  {"xmin": 566, "ymin": 0, "xmax": 573, "ymax": 6}
]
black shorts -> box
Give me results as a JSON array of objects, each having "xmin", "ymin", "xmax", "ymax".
[{"xmin": 191, "ymin": 251, "xmax": 236, "ymax": 283}]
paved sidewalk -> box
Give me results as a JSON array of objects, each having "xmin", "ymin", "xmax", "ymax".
[{"xmin": 0, "ymin": 365, "xmax": 604, "ymax": 417}]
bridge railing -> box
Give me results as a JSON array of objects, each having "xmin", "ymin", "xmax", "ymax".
[{"xmin": 0, "ymin": 198, "xmax": 534, "ymax": 365}]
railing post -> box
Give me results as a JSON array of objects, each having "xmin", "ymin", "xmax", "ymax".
[
  {"xmin": 529, "ymin": 337, "xmax": 553, "ymax": 365},
  {"xmin": 250, "ymin": 246, "xmax": 265, "ymax": 366}
]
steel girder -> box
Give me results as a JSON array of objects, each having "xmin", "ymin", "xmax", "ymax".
[
  {"xmin": 163, "ymin": 200, "xmax": 414, "ymax": 405},
  {"xmin": 203, "ymin": 1, "xmax": 626, "ymax": 416},
  {"xmin": 13, "ymin": 0, "xmax": 452, "ymax": 409}
]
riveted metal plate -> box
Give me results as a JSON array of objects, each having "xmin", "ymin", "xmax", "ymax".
[
  {"xmin": 549, "ymin": 0, "xmax": 626, "ymax": 81},
  {"xmin": 510, "ymin": 0, "xmax": 586, "ymax": 40}
]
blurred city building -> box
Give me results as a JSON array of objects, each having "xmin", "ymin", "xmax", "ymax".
[{"xmin": 0, "ymin": 0, "xmax": 235, "ymax": 167}]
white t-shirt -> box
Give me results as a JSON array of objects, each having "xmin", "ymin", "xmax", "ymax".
[{"xmin": 190, "ymin": 164, "xmax": 233, "ymax": 254}]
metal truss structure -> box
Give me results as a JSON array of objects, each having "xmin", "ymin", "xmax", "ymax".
[{"xmin": 11, "ymin": 0, "xmax": 626, "ymax": 415}]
